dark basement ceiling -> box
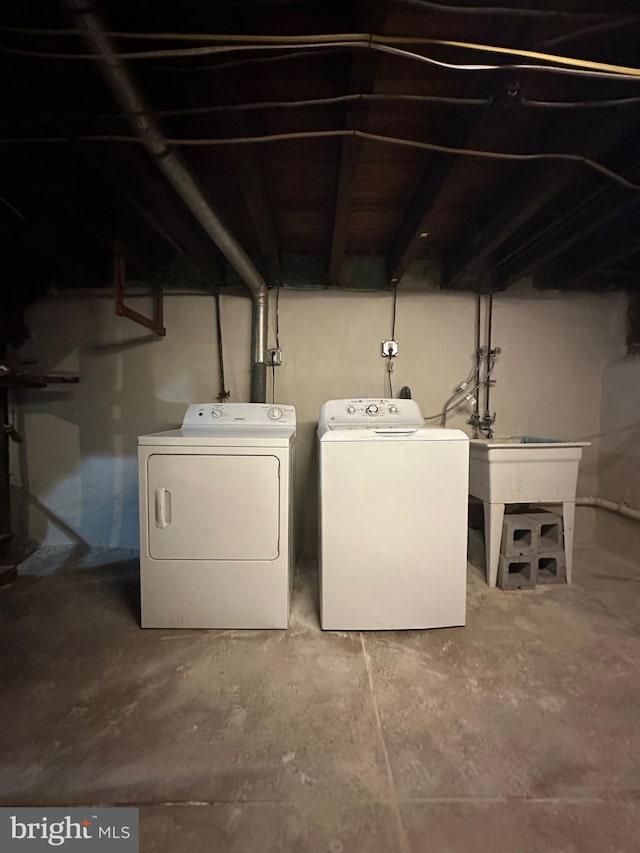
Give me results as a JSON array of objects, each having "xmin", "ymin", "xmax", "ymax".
[{"xmin": 1, "ymin": 0, "xmax": 640, "ymax": 316}]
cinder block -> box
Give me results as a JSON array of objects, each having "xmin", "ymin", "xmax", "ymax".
[
  {"xmin": 500, "ymin": 513, "xmax": 538, "ymax": 557},
  {"xmin": 526, "ymin": 511, "xmax": 564, "ymax": 551},
  {"xmin": 537, "ymin": 552, "xmax": 567, "ymax": 585},
  {"xmin": 497, "ymin": 555, "xmax": 537, "ymax": 591}
]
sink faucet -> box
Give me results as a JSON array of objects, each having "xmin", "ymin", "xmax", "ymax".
[
  {"xmin": 480, "ymin": 411, "xmax": 496, "ymax": 439},
  {"xmin": 469, "ymin": 411, "xmax": 496, "ymax": 438}
]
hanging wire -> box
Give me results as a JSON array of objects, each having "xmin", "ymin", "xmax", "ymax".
[
  {"xmin": 2, "ymin": 36, "xmax": 640, "ymax": 81},
  {"xmin": 3, "ymin": 129, "xmax": 638, "ymax": 192},
  {"xmin": 387, "ymin": 285, "xmax": 398, "ymax": 398},
  {"xmin": 5, "ymin": 90, "xmax": 640, "ymax": 131},
  {"xmin": 275, "ymin": 281, "xmax": 281, "ymax": 349},
  {"xmin": 391, "ymin": 284, "xmax": 398, "ymax": 340},
  {"xmin": 215, "ymin": 293, "xmax": 230, "ymax": 402}
]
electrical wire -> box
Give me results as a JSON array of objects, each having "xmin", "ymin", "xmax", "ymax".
[
  {"xmin": 144, "ymin": 47, "xmax": 350, "ymax": 74},
  {"xmin": 3, "ymin": 129, "xmax": 638, "ymax": 192},
  {"xmin": 524, "ymin": 95, "xmax": 640, "ymax": 109},
  {"xmin": 387, "ymin": 285, "xmax": 398, "ymax": 398},
  {"xmin": 272, "ymin": 280, "xmax": 281, "ymax": 405},
  {"xmin": 0, "ymin": 93, "xmax": 488, "ymax": 127},
  {"xmin": 6, "ymin": 90, "xmax": 640, "ymax": 130},
  {"xmin": 3, "ymin": 90, "xmax": 640, "ymax": 130},
  {"xmin": 2, "ymin": 34, "xmax": 640, "ymax": 80},
  {"xmin": 535, "ymin": 17, "xmax": 640, "ymax": 49},
  {"xmin": 0, "ymin": 3, "xmax": 632, "ymax": 32},
  {"xmin": 397, "ymin": 0, "xmax": 636, "ymax": 19},
  {"xmin": 391, "ymin": 285, "xmax": 398, "ymax": 341},
  {"xmin": 215, "ymin": 293, "xmax": 230, "ymax": 402}
]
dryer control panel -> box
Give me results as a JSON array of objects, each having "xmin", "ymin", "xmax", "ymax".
[
  {"xmin": 319, "ymin": 398, "xmax": 424, "ymax": 430},
  {"xmin": 183, "ymin": 402, "xmax": 296, "ymax": 427}
]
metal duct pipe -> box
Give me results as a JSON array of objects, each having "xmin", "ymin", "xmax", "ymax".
[{"xmin": 64, "ymin": 0, "xmax": 268, "ymax": 402}]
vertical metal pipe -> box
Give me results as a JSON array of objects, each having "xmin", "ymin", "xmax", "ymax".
[
  {"xmin": 475, "ymin": 292, "xmax": 481, "ymax": 426},
  {"xmin": 0, "ymin": 342, "xmax": 10, "ymax": 547},
  {"xmin": 485, "ymin": 292, "xmax": 494, "ymax": 416},
  {"xmin": 64, "ymin": 0, "xmax": 269, "ymax": 402}
]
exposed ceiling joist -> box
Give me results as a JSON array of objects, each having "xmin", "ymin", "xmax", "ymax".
[
  {"xmin": 329, "ymin": 1, "xmax": 388, "ymax": 287},
  {"xmin": 214, "ymin": 65, "xmax": 282, "ymax": 286},
  {"xmin": 441, "ymin": 107, "xmax": 635, "ymax": 291},
  {"xmin": 229, "ymin": 142, "xmax": 282, "ymax": 285},
  {"xmin": 3, "ymin": 0, "xmax": 640, "ymax": 297},
  {"xmin": 496, "ymin": 180, "xmax": 640, "ymax": 288},
  {"xmin": 108, "ymin": 143, "xmax": 227, "ymax": 287},
  {"xmin": 387, "ymin": 17, "xmax": 529, "ymax": 284},
  {"xmin": 557, "ymin": 218, "xmax": 640, "ymax": 284}
]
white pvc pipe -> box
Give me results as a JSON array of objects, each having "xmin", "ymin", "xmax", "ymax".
[{"xmin": 576, "ymin": 496, "xmax": 640, "ymax": 522}]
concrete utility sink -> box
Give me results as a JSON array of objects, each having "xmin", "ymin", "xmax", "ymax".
[{"xmin": 468, "ymin": 439, "xmax": 590, "ymax": 587}]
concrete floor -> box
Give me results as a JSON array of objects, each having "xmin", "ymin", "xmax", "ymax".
[{"xmin": 1, "ymin": 546, "xmax": 640, "ymax": 852}]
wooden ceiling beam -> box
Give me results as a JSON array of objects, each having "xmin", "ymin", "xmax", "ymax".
[
  {"xmin": 229, "ymin": 143, "xmax": 282, "ymax": 285},
  {"xmin": 442, "ymin": 108, "xmax": 634, "ymax": 291},
  {"xmin": 222, "ymin": 65, "xmax": 282, "ymax": 286},
  {"xmin": 496, "ymin": 184, "xmax": 640, "ymax": 289},
  {"xmin": 386, "ymin": 15, "xmax": 532, "ymax": 285},
  {"xmin": 107, "ymin": 144, "xmax": 226, "ymax": 285},
  {"xmin": 329, "ymin": 2, "xmax": 388, "ymax": 287},
  {"xmin": 555, "ymin": 215, "xmax": 640, "ymax": 282},
  {"xmin": 387, "ymin": 111, "xmax": 510, "ymax": 284}
]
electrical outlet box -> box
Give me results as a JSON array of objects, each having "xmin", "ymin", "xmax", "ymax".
[
  {"xmin": 267, "ymin": 348, "xmax": 283, "ymax": 367},
  {"xmin": 381, "ymin": 340, "xmax": 398, "ymax": 358}
]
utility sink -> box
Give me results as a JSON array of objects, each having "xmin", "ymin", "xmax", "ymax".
[{"xmin": 468, "ymin": 439, "xmax": 590, "ymax": 587}]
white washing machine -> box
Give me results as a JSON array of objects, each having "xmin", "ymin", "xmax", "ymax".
[
  {"xmin": 138, "ymin": 402, "xmax": 295, "ymax": 629},
  {"xmin": 318, "ymin": 398, "xmax": 469, "ymax": 631}
]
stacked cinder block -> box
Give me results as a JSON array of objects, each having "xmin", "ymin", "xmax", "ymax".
[{"xmin": 498, "ymin": 510, "xmax": 565, "ymax": 590}]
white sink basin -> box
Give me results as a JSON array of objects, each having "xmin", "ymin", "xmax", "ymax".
[
  {"xmin": 468, "ymin": 438, "xmax": 590, "ymax": 587},
  {"xmin": 469, "ymin": 439, "xmax": 590, "ymax": 504}
]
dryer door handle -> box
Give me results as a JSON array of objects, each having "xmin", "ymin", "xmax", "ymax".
[{"xmin": 155, "ymin": 487, "xmax": 172, "ymax": 528}]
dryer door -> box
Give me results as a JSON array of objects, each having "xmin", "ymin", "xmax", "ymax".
[{"xmin": 147, "ymin": 453, "xmax": 280, "ymax": 561}]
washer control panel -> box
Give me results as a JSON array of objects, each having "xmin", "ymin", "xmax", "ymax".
[
  {"xmin": 319, "ymin": 398, "xmax": 424, "ymax": 430},
  {"xmin": 183, "ymin": 402, "xmax": 296, "ymax": 427}
]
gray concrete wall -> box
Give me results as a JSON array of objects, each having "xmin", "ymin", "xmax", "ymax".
[
  {"xmin": 9, "ymin": 284, "xmax": 628, "ymax": 557},
  {"xmin": 595, "ymin": 355, "xmax": 640, "ymax": 564}
]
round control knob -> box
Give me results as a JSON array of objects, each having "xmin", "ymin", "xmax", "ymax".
[
  {"xmin": 211, "ymin": 408, "xmax": 223, "ymax": 418},
  {"xmin": 346, "ymin": 406, "xmax": 356, "ymax": 414},
  {"xmin": 268, "ymin": 406, "xmax": 283, "ymax": 420},
  {"xmin": 365, "ymin": 404, "xmax": 379, "ymax": 415},
  {"xmin": 389, "ymin": 405, "xmax": 398, "ymax": 414}
]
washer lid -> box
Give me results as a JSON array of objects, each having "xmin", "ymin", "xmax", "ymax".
[{"xmin": 319, "ymin": 426, "xmax": 468, "ymax": 442}]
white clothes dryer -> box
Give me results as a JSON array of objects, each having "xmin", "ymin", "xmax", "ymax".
[
  {"xmin": 318, "ymin": 398, "xmax": 468, "ymax": 631},
  {"xmin": 138, "ymin": 402, "xmax": 295, "ymax": 628}
]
